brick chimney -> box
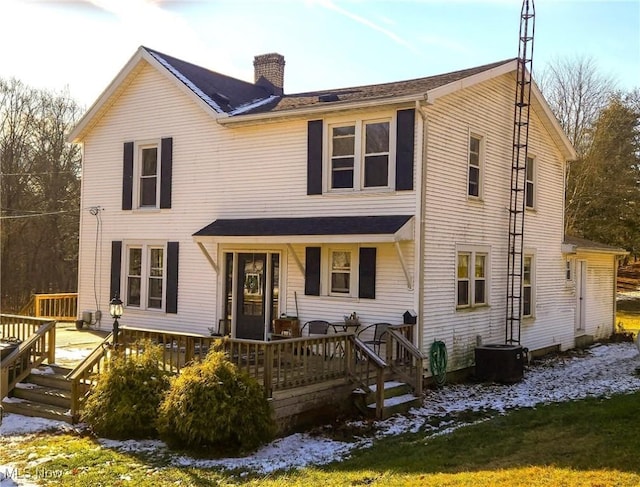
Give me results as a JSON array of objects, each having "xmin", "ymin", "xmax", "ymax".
[{"xmin": 253, "ymin": 53, "xmax": 285, "ymax": 95}]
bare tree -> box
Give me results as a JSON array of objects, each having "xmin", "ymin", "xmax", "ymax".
[
  {"xmin": 539, "ymin": 56, "xmax": 620, "ymax": 236},
  {"xmin": 539, "ymin": 55, "xmax": 617, "ymax": 156},
  {"xmin": 0, "ymin": 78, "xmax": 82, "ymax": 311}
]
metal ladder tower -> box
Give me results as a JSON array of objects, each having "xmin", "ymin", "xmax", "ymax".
[{"xmin": 506, "ymin": 0, "xmax": 535, "ymax": 345}]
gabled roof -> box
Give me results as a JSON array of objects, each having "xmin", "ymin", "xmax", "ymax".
[{"xmin": 68, "ymin": 47, "xmax": 576, "ymax": 160}]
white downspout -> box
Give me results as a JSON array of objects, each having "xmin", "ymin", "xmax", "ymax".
[{"xmin": 415, "ymin": 99, "xmax": 429, "ymax": 355}]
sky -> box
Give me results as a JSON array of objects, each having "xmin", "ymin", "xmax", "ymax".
[{"xmin": 0, "ymin": 0, "xmax": 638, "ymax": 109}]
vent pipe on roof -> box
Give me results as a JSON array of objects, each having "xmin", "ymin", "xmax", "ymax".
[{"xmin": 254, "ymin": 53, "xmax": 285, "ymax": 95}]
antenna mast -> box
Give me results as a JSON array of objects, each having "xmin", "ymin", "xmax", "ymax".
[{"xmin": 506, "ymin": 0, "xmax": 535, "ymax": 344}]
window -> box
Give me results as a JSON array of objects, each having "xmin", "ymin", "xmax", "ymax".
[
  {"xmin": 525, "ymin": 156, "xmax": 535, "ymax": 209},
  {"xmin": 122, "ymin": 138, "xmax": 173, "ymax": 210},
  {"xmin": 330, "ymin": 250, "xmax": 351, "ymax": 295},
  {"xmin": 456, "ymin": 248, "xmax": 489, "ymax": 308},
  {"xmin": 126, "ymin": 244, "xmax": 165, "ymax": 310},
  {"xmin": 304, "ymin": 246, "xmax": 376, "ymax": 299},
  {"xmin": 566, "ymin": 259, "xmax": 573, "ymax": 281},
  {"xmin": 329, "ymin": 118, "xmax": 392, "ymax": 191},
  {"xmin": 523, "ymin": 255, "xmax": 534, "ymax": 317},
  {"xmin": 139, "ymin": 145, "xmax": 159, "ymax": 207},
  {"xmin": 468, "ymin": 134, "xmax": 483, "ymax": 198}
]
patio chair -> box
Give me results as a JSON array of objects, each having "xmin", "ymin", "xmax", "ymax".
[
  {"xmin": 302, "ymin": 320, "xmax": 332, "ymax": 335},
  {"xmin": 301, "ymin": 320, "xmax": 333, "ymax": 358},
  {"xmin": 357, "ymin": 322, "xmax": 391, "ymax": 355}
]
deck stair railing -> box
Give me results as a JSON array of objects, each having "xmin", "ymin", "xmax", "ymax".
[{"xmin": 0, "ymin": 315, "xmax": 56, "ymax": 398}]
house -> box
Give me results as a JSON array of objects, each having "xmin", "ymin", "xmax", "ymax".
[{"xmin": 69, "ymin": 46, "xmax": 626, "ymax": 378}]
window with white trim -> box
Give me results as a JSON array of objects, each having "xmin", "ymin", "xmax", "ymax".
[
  {"xmin": 329, "ymin": 118, "xmax": 392, "ymax": 191},
  {"xmin": 468, "ymin": 134, "xmax": 483, "ymax": 198},
  {"xmin": 138, "ymin": 144, "xmax": 159, "ymax": 208},
  {"xmin": 125, "ymin": 244, "xmax": 165, "ymax": 310},
  {"xmin": 525, "ymin": 155, "xmax": 535, "ymax": 209},
  {"xmin": 523, "ymin": 254, "xmax": 534, "ymax": 317},
  {"xmin": 330, "ymin": 250, "xmax": 351, "ymax": 295},
  {"xmin": 456, "ymin": 247, "xmax": 489, "ymax": 308}
]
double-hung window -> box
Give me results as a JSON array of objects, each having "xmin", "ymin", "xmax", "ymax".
[
  {"xmin": 468, "ymin": 134, "xmax": 483, "ymax": 198},
  {"xmin": 330, "ymin": 250, "xmax": 351, "ymax": 295},
  {"xmin": 456, "ymin": 247, "xmax": 489, "ymax": 308},
  {"xmin": 126, "ymin": 244, "xmax": 165, "ymax": 310},
  {"xmin": 139, "ymin": 145, "xmax": 159, "ymax": 207},
  {"xmin": 523, "ymin": 255, "xmax": 534, "ymax": 317},
  {"xmin": 329, "ymin": 118, "xmax": 391, "ymax": 191},
  {"xmin": 525, "ymin": 156, "xmax": 535, "ymax": 209},
  {"xmin": 122, "ymin": 138, "xmax": 172, "ymax": 211}
]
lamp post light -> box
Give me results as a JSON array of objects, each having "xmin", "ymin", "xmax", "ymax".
[{"xmin": 109, "ymin": 295, "xmax": 124, "ymax": 348}]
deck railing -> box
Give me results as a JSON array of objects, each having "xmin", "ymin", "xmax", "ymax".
[
  {"xmin": 65, "ymin": 324, "xmax": 423, "ymax": 420},
  {"xmin": 384, "ymin": 329, "xmax": 424, "ymax": 396},
  {"xmin": 19, "ymin": 293, "xmax": 78, "ymax": 321},
  {"xmin": 1, "ymin": 316, "xmax": 56, "ymax": 398},
  {"xmin": 67, "ymin": 333, "xmax": 113, "ymax": 421},
  {"xmin": 348, "ymin": 336, "xmax": 387, "ymax": 418},
  {"xmin": 222, "ymin": 334, "xmax": 352, "ymax": 397}
]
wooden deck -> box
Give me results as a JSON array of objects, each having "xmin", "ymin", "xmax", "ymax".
[{"xmin": 1, "ymin": 309, "xmax": 425, "ymax": 432}]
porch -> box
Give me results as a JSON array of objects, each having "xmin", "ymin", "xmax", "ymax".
[{"xmin": 1, "ymin": 296, "xmax": 424, "ymax": 432}]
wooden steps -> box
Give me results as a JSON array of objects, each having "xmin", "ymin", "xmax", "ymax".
[
  {"xmin": 1, "ymin": 365, "xmax": 74, "ymax": 424},
  {"xmin": 353, "ymin": 380, "xmax": 422, "ymax": 419}
]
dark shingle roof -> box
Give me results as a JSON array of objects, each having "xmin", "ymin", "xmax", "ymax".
[
  {"xmin": 145, "ymin": 47, "xmax": 273, "ymax": 113},
  {"xmin": 193, "ymin": 215, "xmax": 413, "ymax": 237},
  {"xmin": 145, "ymin": 46, "xmax": 514, "ymax": 117},
  {"xmin": 255, "ymin": 58, "xmax": 515, "ymax": 114}
]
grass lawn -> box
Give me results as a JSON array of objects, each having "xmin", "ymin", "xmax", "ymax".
[{"xmin": 2, "ymin": 391, "xmax": 640, "ymax": 486}]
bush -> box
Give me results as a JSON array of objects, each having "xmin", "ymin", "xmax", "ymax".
[
  {"xmin": 157, "ymin": 350, "xmax": 275, "ymax": 454},
  {"xmin": 81, "ymin": 341, "xmax": 170, "ymax": 439}
]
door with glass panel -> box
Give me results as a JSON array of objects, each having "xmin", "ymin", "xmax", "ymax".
[{"xmin": 232, "ymin": 252, "xmax": 280, "ymax": 340}]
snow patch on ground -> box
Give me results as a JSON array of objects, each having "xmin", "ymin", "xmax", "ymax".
[{"xmin": 1, "ymin": 342, "xmax": 639, "ymax": 477}]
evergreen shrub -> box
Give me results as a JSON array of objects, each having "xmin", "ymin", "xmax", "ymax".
[
  {"xmin": 81, "ymin": 341, "xmax": 170, "ymax": 439},
  {"xmin": 157, "ymin": 350, "xmax": 275, "ymax": 453}
]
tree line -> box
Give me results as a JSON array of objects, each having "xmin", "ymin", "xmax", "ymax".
[
  {"xmin": 0, "ymin": 57, "xmax": 638, "ymax": 310},
  {"xmin": 0, "ymin": 78, "xmax": 81, "ymax": 311},
  {"xmin": 540, "ymin": 56, "xmax": 640, "ymax": 257}
]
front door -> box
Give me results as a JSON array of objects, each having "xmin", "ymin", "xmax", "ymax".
[
  {"xmin": 236, "ymin": 253, "xmax": 267, "ymax": 340},
  {"xmin": 575, "ymin": 260, "xmax": 587, "ymax": 332}
]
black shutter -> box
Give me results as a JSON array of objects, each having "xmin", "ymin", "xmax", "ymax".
[
  {"xmin": 110, "ymin": 241, "xmax": 122, "ymax": 299},
  {"xmin": 359, "ymin": 247, "xmax": 377, "ymax": 299},
  {"xmin": 166, "ymin": 241, "xmax": 179, "ymax": 313},
  {"xmin": 122, "ymin": 142, "xmax": 134, "ymax": 210},
  {"xmin": 160, "ymin": 137, "xmax": 173, "ymax": 209},
  {"xmin": 395, "ymin": 109, "xmax": 415, "ymax": 191},
  {"xmin": 305, "ymin": 247, "xmax": 321, "ymax": 296},
  {"xmin": 307, "ymin": 120, "xmax": 323, "ymax": 195}
]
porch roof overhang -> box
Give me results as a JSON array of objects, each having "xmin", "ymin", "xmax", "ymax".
[{"xmin": 192, "ymin": 215, "xmax": 415, "ymax": 244}]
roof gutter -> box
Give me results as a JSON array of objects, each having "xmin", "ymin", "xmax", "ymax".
[{"xmin": 216, "ymin": 93, "xmax": 430, "ymax": 126}]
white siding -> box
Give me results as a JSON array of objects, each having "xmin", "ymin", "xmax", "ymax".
[
  {"xmin": 421, "ymin": 73, "xmax": 574, "ymax": 371},
  {"xmin": 77, "ymin": 62, "xmax": 417, "ymax": 335}
]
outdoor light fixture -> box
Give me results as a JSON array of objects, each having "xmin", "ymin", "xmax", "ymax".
[{"xmin": 109, "ymin": 295, "xmax": 123, "ymax": 348}]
